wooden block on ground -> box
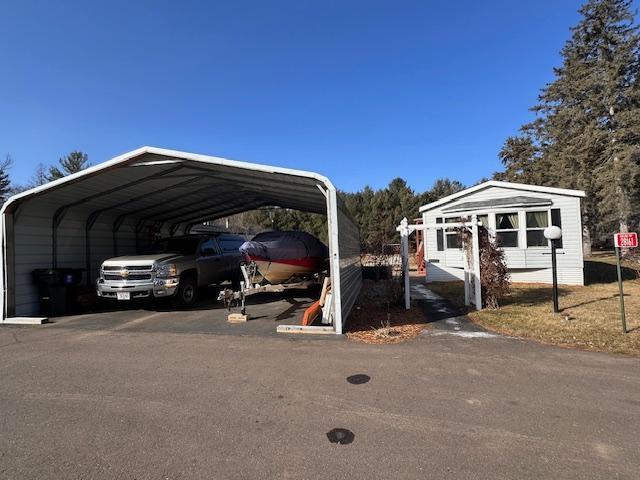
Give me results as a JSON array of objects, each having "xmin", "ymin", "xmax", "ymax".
[
  {"xmin": 319, "ymin": 277, "xmax": 330, "ymax": 307},
  {"xmin": 276, "ymin": 325, "xmax": 335, "ymax": 334},
  {"xmin": 2, "ymin": 317, "xmax": 48, "ymax": 325},
  {"xmin": 227, "ymin": 313, "xmax": 250, "ymax": 323}
]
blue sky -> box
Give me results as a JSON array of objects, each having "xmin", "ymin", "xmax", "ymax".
[{"xmin": 0, "ymin": 1, "xmax": 592, "ymax": 192}]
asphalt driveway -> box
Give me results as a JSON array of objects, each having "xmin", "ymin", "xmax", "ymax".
[
  {"xmin": 1, "ymin": 319, "xmax": 639, "ymax": 479},
  {"xmin": 45, "ymin": 287, "xmax": 317, "ymax": 337}
]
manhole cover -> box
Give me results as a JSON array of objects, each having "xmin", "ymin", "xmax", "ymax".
[
  {"xmin": 326, "ymin": 428, "xmax": 355, "ymax": 445},
  {"xmin": 346, "ymin": 374, "xmax": 370, "ymax": 385}
]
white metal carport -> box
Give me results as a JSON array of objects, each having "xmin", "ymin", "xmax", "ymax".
[{"xmin": 0, "ymin": 147, "xmax": 361, "ymax": 333}]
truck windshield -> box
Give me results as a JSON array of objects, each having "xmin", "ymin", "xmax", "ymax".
[{"xmin": 147, "ymin": 237, "xmax": 201, "ymax": 255}]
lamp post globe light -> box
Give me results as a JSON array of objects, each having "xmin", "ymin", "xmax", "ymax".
[
  {"xmin": 544, "ymin": 226, "xmax": 563, "ymax": 313},
  {"xmin": 544, "ymin": 226, "xmax": 562, "ymax": 241}
]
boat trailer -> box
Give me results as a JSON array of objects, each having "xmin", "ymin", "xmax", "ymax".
[{"xmin": 217, "ymin": 263, "xmax": 323, "ymax": 316}]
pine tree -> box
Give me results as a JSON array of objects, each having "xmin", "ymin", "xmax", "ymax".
[
  {"xmin": 430, "ymin": 178, "xmax": 465, "ymax": 200},
  {"xmin": 496, "ymin": 124, "xmax": 545, "ymax": 184},
  {"xmin": 547, "ymin": 0, "xmax": 640, "ymax": 245},
  {"xmin": 0, "ymin": 154, "xmax": 12, "ymax": 203},
  {"xmin": 48, "ymin": 151, "xmax": 90, "ymax": 180},
  {"xmin": 30, "ymin": 163, "xmax": 48, "ymax": 187},
  {"xmin": 342, "ymin": 186, "xmax": 376, "ymax": 248},
  {"xmin": 496, "ymin": 0, "xmax": 640, "ymax": 251}
]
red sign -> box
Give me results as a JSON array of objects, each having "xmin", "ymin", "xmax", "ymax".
[{"xmin": 614, "ymin": 232, "xmax": 638, "ymax": 248}]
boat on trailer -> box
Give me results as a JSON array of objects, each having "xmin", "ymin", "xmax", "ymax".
[
  {"xmin": 238, "ymin": 230, "xmax": 329, "ymax": 284},
  {"xmin": 218, "ymin": 231, "xmax": 330, "ymax": 315}
]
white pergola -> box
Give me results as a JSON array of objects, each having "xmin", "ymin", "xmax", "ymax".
[{"xmin": 397, "ymin": 216, "xmax": 482, "ymax": 310}]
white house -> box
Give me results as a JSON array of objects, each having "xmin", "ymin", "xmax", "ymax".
[{"xmin": 419, "ymin": 181, "xmax": 586, "ymax": 286}]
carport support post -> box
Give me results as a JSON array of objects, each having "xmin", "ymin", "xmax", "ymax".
[{"xmin": 85, "ymin": 213, "xmax": 100, "ymax": 286}]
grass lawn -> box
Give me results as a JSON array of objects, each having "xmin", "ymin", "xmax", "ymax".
[{"xmin": 426, "ymin": 256, "xmax": 640, "ymax": 356}]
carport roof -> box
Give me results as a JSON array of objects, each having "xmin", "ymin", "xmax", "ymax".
[{"xmin": 1, "ymin": 147, "xmax": 335, "ymax": 227}]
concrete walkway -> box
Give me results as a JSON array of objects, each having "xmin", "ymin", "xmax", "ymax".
[{"xmin": 410, "ymin": 281, "xmax": 500, "ymax": 338}]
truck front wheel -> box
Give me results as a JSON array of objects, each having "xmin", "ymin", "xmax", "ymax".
[{"xmin": 172, "ymin": 276, "xmax": 198, "ymax": 309}]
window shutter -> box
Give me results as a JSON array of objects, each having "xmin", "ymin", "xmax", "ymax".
[
  {"xmin": 551, "ymin": 209, "xmax": 563, "ymax": 249},
  {"xmin": 436, "ymin": 217, "xmax": 444, "ymax": 251}
]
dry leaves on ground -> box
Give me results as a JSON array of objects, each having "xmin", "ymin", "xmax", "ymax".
[{"xmin": 346, "ymin": 302, "xmax": 428, "ymax": 344}]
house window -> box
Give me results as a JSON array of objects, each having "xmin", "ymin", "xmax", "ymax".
[
  {"xmin": 445, "ymin": 217, "xmax": 462, "ymax": 249},
  {"xmin": 526, "ymin": 211, "xmax": 549, "ymax": 247},
  {"xmin": 436, "ymin": 217, "xmax": 444, "ymax": 251},
  {"xmin": 495, "ymin": 212, "xmax": 519, "ymax": 247},
  {"xmin": 477, "ymin": 214, "xmax": 489, "ymax": 229}
]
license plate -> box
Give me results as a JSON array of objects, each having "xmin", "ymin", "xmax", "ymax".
[{"xmin": 116, "ymin": 292, "xmax": 131, "ymax": 301}]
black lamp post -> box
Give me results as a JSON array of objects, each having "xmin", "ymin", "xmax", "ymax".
[{"xmin": 544, "ymin": 226, "xmax": 562, "ymax": 313}]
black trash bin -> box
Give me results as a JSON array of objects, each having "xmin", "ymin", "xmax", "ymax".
[{"xmin": 32, "ymin": 268, "xmax": 84, "ymax": 317}]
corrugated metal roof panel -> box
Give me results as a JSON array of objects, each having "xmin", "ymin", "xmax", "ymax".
[{"xmin": 2, "ymin": 150, "xmax": 329, "ymax": 223}]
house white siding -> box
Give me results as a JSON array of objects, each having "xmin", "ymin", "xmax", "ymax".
[{"xmin": 420, "ymin": 182, "xmax": 585, "ymax": 286}]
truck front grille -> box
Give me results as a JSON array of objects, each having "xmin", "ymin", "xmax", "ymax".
[
  {"xmin": 104, "ymin": 273, "xmax": 153, "ymax": 281},
  {"xmin": 103, "ymin": 265, "xmax": 153, "ymax": 271},
  {"xmin": 102, "ymin": 265, "xmax": 154, "ymax": 282}
]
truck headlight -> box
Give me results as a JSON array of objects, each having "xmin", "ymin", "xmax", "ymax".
[{"xmin": 156, "ymin": 264, "xmax": 177, "ymax": 278}]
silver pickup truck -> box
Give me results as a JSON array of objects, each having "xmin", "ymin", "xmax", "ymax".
[{"xmin": 96, "ymin": 233, "xmax": 245, "ymax": 308}]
